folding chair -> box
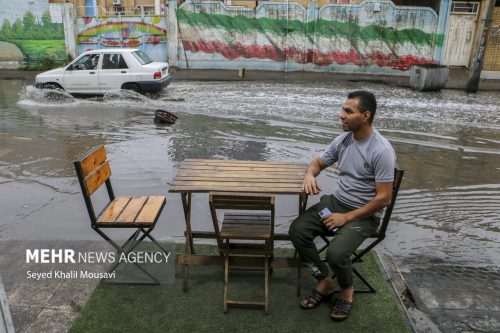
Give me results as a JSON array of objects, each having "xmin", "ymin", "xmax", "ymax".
[
  {"xmin": 74, "ymin": 145, "xmax": 169, "ymax": 285},
  {"xmin": 318, "ymin": 167, "xmax": 404, "ymax": 293},
  {"xmin": 209, "ymin": 192, "xmax": 275, "ymax": 314}
]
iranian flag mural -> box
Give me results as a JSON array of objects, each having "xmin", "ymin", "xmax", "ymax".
[{"xmin": 177, "ymin": 1, "xmax": 443, "ymax": 74}]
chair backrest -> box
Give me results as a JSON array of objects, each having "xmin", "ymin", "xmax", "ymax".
[
  {"xmin": 208, "ymin": 192, "xmax": 275, "ymax": 248},
  {"xmin": 377, "ymin": 167, "xmax": 404, "ymax": 238},
  {"xmin": 74, "ymin": 145, "xmax": 115, "ymax": 224}
]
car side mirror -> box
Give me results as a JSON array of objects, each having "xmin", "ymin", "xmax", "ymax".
[{"xmin": 66, "ymin": 65, "xmax": 73, "ymax": 71}]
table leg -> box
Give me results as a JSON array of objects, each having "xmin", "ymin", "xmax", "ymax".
[
  {"xmin": 296, "ymin": 193, "xmax": 308, "ymax": 296},
  {"xmin": 181, "ymin": 192, "xmax": 194, "ymax": 254},
  {"xmin": 181, "ymin": 192, "xmax": 193, "ymax": 292},
  {"xmin": 299, "ymin": 193, "xmax": 308, "ymax": 214}
]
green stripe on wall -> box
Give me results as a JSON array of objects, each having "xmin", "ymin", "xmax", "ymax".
[{"xmin": 177, "ymin": 9, "xmax": 443, "ymax": 47}]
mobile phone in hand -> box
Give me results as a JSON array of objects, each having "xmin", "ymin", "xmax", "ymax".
[
  {"xmin": 319, "ymin": 207, "xmax": 339, "ymax": 232},
  {"xmin": 318, "ymin": 207, "xmax": 331, "ymax": 218}
]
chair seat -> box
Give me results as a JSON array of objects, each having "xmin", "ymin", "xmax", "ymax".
[
  {"xmin": 220, "ymin": 212, "xmax": 272, "ymax": 240},
  {"xmin": 96, "ymin": 196, "xmax": 165, "ymax": 226}
]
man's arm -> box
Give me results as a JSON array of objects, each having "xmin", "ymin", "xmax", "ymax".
[
  {"xmin": 302, "ymin": 157, "xmax": 328, "ymax": 195},
  {"xmin": 322, "ymin": 182, "xmax": 393, "ymax": 230}
]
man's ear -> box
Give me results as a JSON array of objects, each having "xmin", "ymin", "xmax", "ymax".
[{"xmin": 362, "ymin": 110, "xmax": 371, "ymax": 122}]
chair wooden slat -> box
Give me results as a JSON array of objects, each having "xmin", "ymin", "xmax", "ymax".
[
  {"xmin": 79, "ymin": 145, "xmax": 107, "ymax": 177},
  {"xmin": 135, "ymin": 196, "xmax": 166, "ymax": 223},
  {"xmin": 116, "ymin": 196, "xmax": 148, "ymax": 223},
  {"xmin": 97, "ymin": 196, "xmax": 131, "ymax": 223},
  {"xmin": 83, "ymin": 161, "xmax": 111, "ymax": 196}
]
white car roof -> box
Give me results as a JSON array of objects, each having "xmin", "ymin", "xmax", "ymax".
[{"xmin": 83, "ymin": 48, "xmax": 140, "ymax": 54}]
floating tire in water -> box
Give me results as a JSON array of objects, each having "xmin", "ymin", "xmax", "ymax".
[{"xmin": 154, "ymin": 109, "xmax": 178, "ymax": 124}]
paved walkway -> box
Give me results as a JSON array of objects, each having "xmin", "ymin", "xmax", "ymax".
[{"xmin": 0, "ymin": 241, "xmax": 106, "ymax": 333}]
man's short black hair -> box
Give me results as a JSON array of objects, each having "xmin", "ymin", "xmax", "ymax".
[{"xmin": 347, "ymin": 90, "xmax": 377, "ymax": 124}]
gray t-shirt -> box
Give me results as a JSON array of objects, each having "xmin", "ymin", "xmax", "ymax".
[{"xmin": 319, "ymin": 129, "xmax": 396, "ymax": 214}]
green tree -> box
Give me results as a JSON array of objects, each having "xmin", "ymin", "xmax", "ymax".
[
  {"xmin": 12, "ymin": 18, "xmax": 23, "ymax": 38},
  {"xmin": 41, "ymin": 11, "xmax": 51, "ymax": 27},
  {"xmin": 1, "ymin": 19, "xmax": 12, "ymax": 39},
  {"xmin": 23, "ymin": 11, "xmax": 37, "ymax": 31}
]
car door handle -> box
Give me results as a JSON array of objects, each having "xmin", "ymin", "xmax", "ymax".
[
  {"xmin": 121, "ymin": 71, "xmax": 127, "ymax": 74},
  {"xmin": 89, "ymin": 71, "xmax": 95, "ymax": 74}
]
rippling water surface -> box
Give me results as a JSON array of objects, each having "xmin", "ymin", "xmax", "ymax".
[{"xmin": 1, "ymin": 78, "xmax": 499, "ymax": 271}]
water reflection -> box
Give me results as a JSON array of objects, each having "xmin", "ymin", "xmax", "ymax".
[{"xmin": 1, "ymin": 78, "xmax": 499, "ymax": 269}]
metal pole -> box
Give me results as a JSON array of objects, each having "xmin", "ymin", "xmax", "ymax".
[
  {"xmin": 465, "ymin": 0, "xmax": 496, "ymax": 93},
  {"xmin": 285, "ymin": 0, "xmax": 289, "ymax": 77}
]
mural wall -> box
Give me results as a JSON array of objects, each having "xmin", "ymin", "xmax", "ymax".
[
  {"xmin": 76, "ymin": 15, "xmax": 168, "ymax": 62},
  {"xmin": 177, "ymin": 0, "xmax": 443, "ymax": 74},
  {"xmin": 0, "ymin": 1, "xmax": 66, "ymax": 69}
]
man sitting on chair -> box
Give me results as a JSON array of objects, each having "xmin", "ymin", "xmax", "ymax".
[{"xmin": 289, "ymin": 90, "xmax": 396, "ymax": 321}]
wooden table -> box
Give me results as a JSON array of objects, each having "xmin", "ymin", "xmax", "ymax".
[{"xmin": 169, "ymin": 159, "xmax": 308, "ymax": 291}]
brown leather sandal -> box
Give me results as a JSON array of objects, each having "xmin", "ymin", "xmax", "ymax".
[
  {"xmin": 330, "ymin": 298, "xmax": 353, "ymax": 320},
  {"xmin": 299, "ymin": 289, "xmax": 334, "ymax": 310}
]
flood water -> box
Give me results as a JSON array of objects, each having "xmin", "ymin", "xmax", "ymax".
[{"xmin": 1, "ymin": 77, "xmax": 499, "ymax": 274}]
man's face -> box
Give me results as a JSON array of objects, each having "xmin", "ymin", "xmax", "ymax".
[{"xmin": 340, "ymin": 98, "xmax": 370, "ymax": 132}]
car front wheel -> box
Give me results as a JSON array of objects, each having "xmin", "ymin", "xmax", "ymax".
[{"xmin": 42, "ymin": 82, "xmax": 63, "ymax": 90}]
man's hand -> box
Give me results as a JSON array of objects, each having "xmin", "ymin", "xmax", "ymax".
[
  {"xmin": 302, "ymin": 174, "xmax": 321, "ymax": 195},
  {"xmin": 302, "ymin": 157, "xmax": 327, "ymax": 195},
  {"xmin": 321, "ymin": 213, "xmax": 349, "ymax": 230}
]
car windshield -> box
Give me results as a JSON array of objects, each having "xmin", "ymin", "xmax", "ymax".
[{"xmin": 131, "ymin": 50, "xmax": 154, "ymax": 65}]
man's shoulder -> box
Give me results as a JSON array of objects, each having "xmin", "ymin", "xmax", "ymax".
[
  {"xmin": 331, "ymin": 131, "xmax": 352, "ymax": 146},
  {"xmin": 367, "ymin": 130, "xmax": 396, "ymax": 162},
  {"xmin": 371, "ymin": 129, "xmax": 394, "ymax": 150}
]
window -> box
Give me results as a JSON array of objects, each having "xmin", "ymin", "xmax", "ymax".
[
  {"xmin": 131, "ymin": 50, "xmax": 154, "ymax": 65},
  {"xmin": 102, "ymin": 54, "xmax": 128, "ymax": 69},
  {"xmin": 114, "ymin": 6, "xmax": 124, "ymax": 15},
  {"xmin": 71, "ymin": 54, "xmax": 100, "ymax": 70},
  {"xmin": 143, "ymin": 6, "xmax": 156, "ymax": 15},
  {"xmin": 451, "ymin": 2, "xmax": 480, "ymax": 14},
  {"xmin": 391, "ymin": 0, "xmax": 440, "ymax": 12},
  {"xmin": 102, "ymin": 53, "xmax": 128, "ymax": 69}
]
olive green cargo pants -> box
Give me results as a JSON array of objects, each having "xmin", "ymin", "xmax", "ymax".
[{"xmin": 289, "ymin": 195, "xmax": 379, "ymax": 288}]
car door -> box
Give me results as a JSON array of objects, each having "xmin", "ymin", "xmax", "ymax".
[
  {"xmin": 63, "ymin": 53, "xmax": 101, "ymax": 94},
  {"xmin": 99, "ymin": 53, "xmax": 131, "ymax": 92}
]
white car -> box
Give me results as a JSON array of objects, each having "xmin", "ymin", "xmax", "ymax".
[{"xmin": 35, "ymin": 48, "xmax": 171, "ymax": 95}]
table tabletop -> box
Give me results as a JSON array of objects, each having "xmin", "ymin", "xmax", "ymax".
[{"xmin": 169, "ymin": 159, "xmax": 308, "ymax": 194}]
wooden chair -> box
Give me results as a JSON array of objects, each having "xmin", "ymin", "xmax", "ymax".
[
  {"xmin": 74, "ymin": 145, "xmax": 168, "ymax": 285},
  {"xmin": 318, "ymin": 167, "xmax": 404, "ymax": 293},
  {"xmin": 209, "ymin": 192, "xmax": 275, "ymax": 314}
]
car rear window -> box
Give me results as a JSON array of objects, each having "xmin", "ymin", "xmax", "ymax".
[{"xmin": 131, "ymin": 50, "xmax": 154, "ymax": 65}]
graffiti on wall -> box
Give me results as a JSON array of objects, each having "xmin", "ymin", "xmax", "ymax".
[
  {"xmin": 0, "ymin": 1, "xmax": 65, "ymax": 69},
  {"xmin": 76, "ymin": 16, "xmax": 168, "ymax": 62},
  {"xmin": 177, "ymin": 0, "xmax": 443, "ymax": 73}
]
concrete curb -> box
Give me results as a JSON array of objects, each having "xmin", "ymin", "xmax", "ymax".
[{"xmin": 374, "ymin": 250, "xmax": 442, "ymax": 333}]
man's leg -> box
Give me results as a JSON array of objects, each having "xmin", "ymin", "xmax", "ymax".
[
  {"xmin": 326, "ymin": 198, "xmax": 379, "ymax": 303},
  {"xmin": 289, "ymin": 195, "xmax": 336, "ymax": 307}
]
